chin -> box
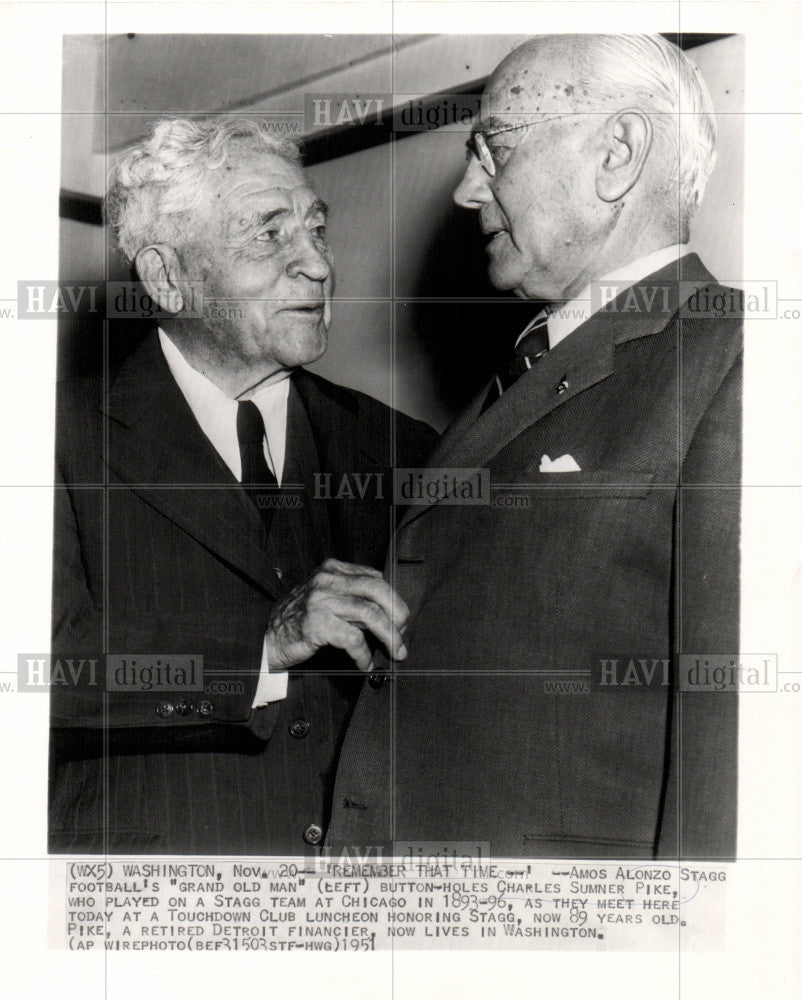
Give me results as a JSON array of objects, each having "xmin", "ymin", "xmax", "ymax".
[
  {"xmin": 486, "ymin": 243, "xmax": 532, "ymax": 292},
  {"xmin": 487, "ymin": 260, "xmax": 523, "ymax": 293},
  {"xmin": 490, "ymin": 258, "xmax": 553, "ymax": 301},
  {"xmin": 282, "ymin": 324, "xmax": 328, "ymax": 368}
]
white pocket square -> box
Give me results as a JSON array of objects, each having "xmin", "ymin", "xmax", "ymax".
[{"xmin": 539, "ymin": 453, "xmax": 581, "ymax": 473}]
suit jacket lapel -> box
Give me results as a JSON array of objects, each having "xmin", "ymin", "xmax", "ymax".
[
  {"xmin": 293, "ymin": 368, "xmax": 387, "ymax": 565},
  {"xmin": 399, "ymin": 253, "xmax": 716, "ymax": 533},
  {"xmin": 103, "ymin": 334, "xmax": 283, "ymax": 599},
  {"xmin": 397, "ymin": 323, "xmax": 616, "ymax": 534},
  {"xmin": 436, "ymin": 320, "xmax": 616, "ymax": 470},
  {"xmin": 293, "ymin": 368, "xmax": 382, "ymax": 472}
]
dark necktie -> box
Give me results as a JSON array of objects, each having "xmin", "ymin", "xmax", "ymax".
[
  {"xmin": 236, "ymin": 399, "xmax": 278, "ymax": 533},
  {"xmin": 483, "ymin": 313, "xmax": 550, "ymax": 411}
]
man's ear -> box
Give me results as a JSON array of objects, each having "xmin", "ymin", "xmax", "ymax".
[
  {"xmin": 595, "ymin": 110, "xmax": 653, "ymax": 203},
  {"xmin": 134, "ymin": 245, "xmax": 185, "ymax": 314}
]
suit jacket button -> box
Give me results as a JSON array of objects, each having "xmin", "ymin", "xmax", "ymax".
[
  {"xmin": 303, "ymin": 824, "xmax": 323, "ymax": 846},
  {"xmin": 196, "ymin": 700, "xmax": 213, "ymax": 718},
  {"xmin": 368, "ymin": 672, "xmax": 388, "ymax": 689},
  {"xmin": 556, "ymin": 377, "xmax": 569, "ymax": 394},
  {"xmin": 289, "ymin": 718, "xmax": 310, "ymax": 739},
  {"xmin": 175, "ymin": 699, "xmax": 193, "ymax": 716},
  {"xmin": 156, "ymin": 701, "xmax": 174, "ymax": 718}
]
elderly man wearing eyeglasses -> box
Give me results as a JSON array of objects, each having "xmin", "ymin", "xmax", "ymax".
[{"xmin": 328, "ymin": 34, "xmax": 743, "ymax": 861}]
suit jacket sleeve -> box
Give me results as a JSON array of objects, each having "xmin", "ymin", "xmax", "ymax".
[
  {"xmin": 50, "ymin": 460, "xmax": 265, "ymax": 733},
  {"xmin": 657, "ymin": 350, "xmax": 742, "ymax": 859}
]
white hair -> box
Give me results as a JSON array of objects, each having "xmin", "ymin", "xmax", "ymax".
[
  {"xmin": 106, "ymin": 117, "xmax": 301, "ymax": 263},
  {"xmin": 570, "ymin": 34, "xmax": 717, "ymax": 229}
]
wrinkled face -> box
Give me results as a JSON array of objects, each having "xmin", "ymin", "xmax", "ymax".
[
  {"xmin": 186, "ymin": 147, "xmax": 334, "ymax": 373},
  {"xmin": 454, "ymin": 44, "xmax": 608, "ymax": 301}
]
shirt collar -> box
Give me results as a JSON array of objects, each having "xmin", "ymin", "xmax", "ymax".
[
  {"xmin": 157, "ymin": 328, "xmax": 290, "ymax": 482},
  {"xmin": 518, "ymin": 245, "xmax": 692, "ymax": 350}
]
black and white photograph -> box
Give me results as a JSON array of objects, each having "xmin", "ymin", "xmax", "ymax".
[
  {"xmin": 52, "ymin": 29, "xmax": 746, "ymax": 860},
  {"xmin": 0, "ymin": 3, "xmax": 801, "ymax": 999}
]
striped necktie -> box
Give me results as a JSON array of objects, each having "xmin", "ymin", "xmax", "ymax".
[{"xmin": 484, "ymin": 312, "xmax": 550, "ymax": 411}]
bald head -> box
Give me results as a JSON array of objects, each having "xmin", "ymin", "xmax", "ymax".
[
  {"xmin": 487, "ymin": 35, "xmax": 716, "ymax": 216},
  {"xmin": 484, "ymin": 36, "xmax": 593, "ymax": 120},
  {"xmin": 454, "ymin": 35, "xmax": 717, "ymax": 301}
]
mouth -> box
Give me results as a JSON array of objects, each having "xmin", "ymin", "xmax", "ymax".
[
  {"xmin": 482, "ymin": 228, "xmax": 509, "ymax": 251},
  {"xmin": 480, "ymin": 215, "xmax": 508, "ymax": 241},
  {"xmin": 281, "ymin": 302, "xmax": 325, "ymax": 315}
]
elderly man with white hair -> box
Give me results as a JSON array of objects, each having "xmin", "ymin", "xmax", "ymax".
[
  {"xmin": 49, "ymin": 117, "xmax": 435, "ymax": 855},
  {"xmin": 329, "ymin": 34, "xmax": 742, "ymax": 860}
]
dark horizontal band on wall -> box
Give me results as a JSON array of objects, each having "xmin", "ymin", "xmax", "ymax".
[
  {"xmin": 302, "ymin": 33, "xmax": 734, "ymax": 166},
  {"xmin": 662, "ymin": 32, "xmax": 733, "ymax": 50},
  {"xmin": 60, "ymin": 33, "xmax": 734, "ymax": 222},
  {"xmin": 302, "ymin": 75, "xmax": 486, "ymax": 166},
  {"xmin": 60, "ymin": 189, "xmax": 103, "ymax": 226}
]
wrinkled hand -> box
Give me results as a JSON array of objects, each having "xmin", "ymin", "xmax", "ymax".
[{"xmin": 264, "ymin": 558, "xmax": 409, "ymax": 672}]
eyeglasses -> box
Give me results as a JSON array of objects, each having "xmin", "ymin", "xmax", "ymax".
[{"xmin": 465, "ymin": 115, "xmax": 570, "ymax": 177}]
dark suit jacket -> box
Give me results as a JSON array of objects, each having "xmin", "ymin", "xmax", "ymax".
[
  {"xmin": 327, "ymin": 254, "xmax": 742, "ymax": 860},
  {"xmin": 49, "ymin": 332, "xmax": 436, "ymax": 855}
]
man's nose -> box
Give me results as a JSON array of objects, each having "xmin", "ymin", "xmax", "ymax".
[
  {"xmin": 285, "ymin": 233, "xmax": 331, "ymax": 282},
  {"xmin": 453, "ymin": 157, "xmax": 492, "ymax": 209}
]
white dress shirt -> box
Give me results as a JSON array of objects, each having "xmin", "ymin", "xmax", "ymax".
[
  {"xmin": 158, "ymin": 329, "xmax": 289, "ymax": 706},
  {"xmin": 517, "ymin": 244, "xmax": 691, "ymax": 350}
]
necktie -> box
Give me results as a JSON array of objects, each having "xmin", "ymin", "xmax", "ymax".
[
  {"xmin": 484, "ymin": 313, "xmax": 550, "ymax": 411},
  {"xmin": 237, "ymin": 399, "xmax": 278, "ymax": 533}
]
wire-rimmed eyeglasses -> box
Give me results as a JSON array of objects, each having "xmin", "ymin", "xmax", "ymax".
[{"xmin": 465, "ymin": 115, "xmax": 570, "ymax": 177}]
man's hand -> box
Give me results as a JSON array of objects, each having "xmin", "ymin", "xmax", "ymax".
[{"xmin": 264, "ymin": 558, "xmax": 409, "ymax": 672}]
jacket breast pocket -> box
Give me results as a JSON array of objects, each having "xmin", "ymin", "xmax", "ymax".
[{"xmin": 523, "ymin": 468, "xmax": 658, "ymax": 499}]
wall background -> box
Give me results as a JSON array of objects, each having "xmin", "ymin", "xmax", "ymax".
[{"xmin": 59, "ymin": 33, "xmax": 744, "ymax": 430}]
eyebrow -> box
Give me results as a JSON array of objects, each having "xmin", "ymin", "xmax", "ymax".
[
  {"xmin": 252, "ymin": 208, "xmax": 289, "ymax": 228},
  {"xmin": 251, "ymin": 199, "xmax": 328, "ymax": 228}
]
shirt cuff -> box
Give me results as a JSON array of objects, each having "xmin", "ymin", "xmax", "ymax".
[{"xmin": 251, "ymin": 633, "xmax": 289, "ymax": 707}]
